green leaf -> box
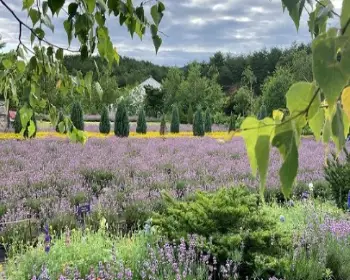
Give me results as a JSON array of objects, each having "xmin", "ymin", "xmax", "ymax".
[
  {"xmin": 85, "ymin": 0, "xmax": 96, "ymax": 13},
  {"xmin": 58, "ymin": 121, "xmax": 65, "ymax": 133},
  {"xmin": 95, "ymin": 12, "xmax": 105, "ymax": 26},
  {"xmin": 2, "ymin": 59, "xmax": 13, "ymax": 69},
  {"xmin": 17, "ymin": 46, "xmax": 26, "ymax": 59},
  {"xmin": 240, "ymin": 117, "xmax": 259, "ymax": 177},
  {"xmin": 27, "ymin": 120, "xmax": 36, "ymax": 138},
  {"xmin": 23, "ymin": 0, "xmax": 34, "ymax": 10},
  {"xmin": 95, "ymin": 81, "xmax": 103, "ymax": 100},
  {"xmin": 309, "ymin": 108, "xmax": 325, "ymax": 141},
  {"xmin": 273, "ymin": 110, "xmax": 284, "ymax": 122},
  {"xmin": 47, "ymin": 46, "xmax": 53, "ymax": 56},
  {"xmin": 81, "ymin": 44, "xmax": 88, "ymax": 60},
  {"xmin": 19, "ymin": 105, "xmax": 33, "ymax": 128},
  {"xmin": 331, "ymin": 103, "xmax": 346, "ymax": 152},
  {"xmin": 281, "ymin": 0, "xmax": 305, "ymax": 30},
  {"xmin": 152, "ymin": 35, "xmax": 162, "ymax": 54},
  {"xmin": 136, "ymin": 6, "xmax": 144, "ymax": 22},
  {"xmin": 42, "ymin": 1, "xmax": 48, "ymax": 14},
  {"xmin": 63, "ymin": 19, "xmax": 73, "ymax": 45},
  {"xmin": 107, "ymin": 0, "xmax": 119, "ymax": 15},
  {"xmin": 272, "ymin": 120, "xmax": 299, "ymax": 198},
  {"xmin": 341, "ymin": 0, "xmax": 350, "ymax": 35},
  {"xmin": 41, "ymin": 14, "xmax": 54, "ymax": 31},
  {"xmin": 49, "ymin": 105, "xmax": 58, "ymax": 126},
  {"xmin": 68, "ymin": 3, "xmax": 78, "ymax": 17},
  {"xmin": 48, "ymin": 0, "xmax": 65, "ymax": 15},
  {"xmin": 29, "ymin": 56, "xmax": 37, "ymax": 71},
  {"xmin": 151, "ymin": 4, "xmax": 163, "ymax": 26},
  {"xmin": 312, "ymin": 34, "xmax": 350, "ymax": 109},
  {"xmin": 29, "ymin": 8, "xmax": 41, "ymax": 26},
  {"xmin": 255, "ymin": 118, "xmax": 275, "ymax": 193},
  {"xmin": 84, "ymin": 71, "xmax": 93, "ymax": 93},
  {"xmin": 16, "ymin": 61, "xmax": 26, "ymax": 73},
  {"xmin": 323, "ymin": 116, "xmax": 331, "ymax": 143},
  {"xmin": 34, "ymin": 27, "xmax": 45, "ymax": 40},
  {"xmin": 55, "ymin": 48, "xmax": 64, "ymax": 60},
  {"xmin": 286, "ymin": 82, "xmax": 320, "ymax": 119}
]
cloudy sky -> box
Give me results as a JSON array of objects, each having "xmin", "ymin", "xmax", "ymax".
[{"xmin": 0, "ymin": 0, "xmax": 343, "ymax": 66}]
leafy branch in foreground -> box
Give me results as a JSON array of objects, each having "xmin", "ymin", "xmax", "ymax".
[
  {"xmin": 0, "ymin": 0, "xmax": 165, "ymax": 142},
  {"xmin": 237, "ymin": 0, "xmax": 350, "ymax": 199}
]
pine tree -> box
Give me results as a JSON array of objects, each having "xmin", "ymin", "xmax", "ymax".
[
  {"xmin": 13, "ymin": 110, "xmax": 21, "ymax": 133},
  {"xmin": 99, "ymin": 106, "xmax": 111, "ymax": 134},
  {"xmin": 193, "ymin": 108, "xmax": 205, "ymax": 136},
  {"xmin": 114, "ymin": 101, "xmax": 129, "ymax": 137},
  {"xmin": 229, "ymin": 113, "xmax": 236, "ymax": 132},
  {"xmin": 170, "ymin": 105, "xmax": 180, "ymax": 133},
  {"xmin": 257, "ymin": 104, "xmax": 267, "ymax": 120},
  {"xmin": 136, "ymin": 108, "xmax": 147, "ymax": 134},
  {"xmin": 204, "ymin": 109, "xmax": 212, "ymax": 133},
  {"xmin": 70, "ymin": 102, "xmax": 84, "ymax": 131},
  {"xmin": 160, "ymin": 114, "xmax": 167, "ymax": 135},
  {"xmin": 187, "ymin": 104, "xmax": 193, "ymax": 124},
  {"xmin": 56, "ymin": 111, "xmax": 66, "ymax": 133}
]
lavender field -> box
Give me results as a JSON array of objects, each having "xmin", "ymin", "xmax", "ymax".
[{"xmin": 0, "ymin": 137, "xmax": 327, "ymax": 225}]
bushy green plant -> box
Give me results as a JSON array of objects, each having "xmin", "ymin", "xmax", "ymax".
[
  {"xmin": 13, "ymin": 110, "xmax": 21, "ymax": 133},
  {"xmin": 81, "ymin": 169, "xmax": 115, "ymax": 197},
  {"xmin": 204, "ymin": 109, "xmax": 212, "ymax": 133},
  {"xmin": 114, "ymin": 101, "xmax": 129, "ymax": 137},
  {"xmin": 170, "ymin": 105, "xmax": 180, "ymax": 133},
  {"xmin": 187, "ymin": 104, "xmax": 193, "ymax": 124},
  {"xmin": 99, "ymin": 106, "xmax": 110, "ymax": 134},
  {"xmin": 159, "ymin": 114, "xmax": 167, "ymax": 135},
  {"xmin": 325, "ymin": 148, "xmax": 350, "ymax": 209},
  {"xmin": 136, "ymin": 108, "xmax": 147, "ymax": 134},
  {"xmin": 152, "ymin": 186, "xmax": 291, "ymax": 278},
  {"xmin": 70, "ymin": 102, "xmax": 84, "ymax": 131},
  {"xmin": 193, "ymin": 108, "xmax": 205, "ymax": 136},
  {"xmin": 228, "ymin": 113, "xmax": 236, "ymax": 132}
]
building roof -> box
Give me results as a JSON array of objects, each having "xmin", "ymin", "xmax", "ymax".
[{"xmin": 138, "ymin": 76, "xmax": 162, "ymax": 89}]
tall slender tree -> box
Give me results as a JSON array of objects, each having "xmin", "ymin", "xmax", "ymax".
[
  {"xmin": 136, "ymin": 108, "xmax": 147, "ymax": 134},
  {"xmin": 70, "ymin": 102, "xmax": 84, "ymax": 131},
  {"xmin": 114, "ymin": 101, "xmax": 129, "ymax": 137},
  {"xmin": 99, "ymin": 106, "xmax": 111, "ymax": 134},
  {"xmin": 187, "ymin": 104, "xmax": 194, "ymax": 124},
  {"xmin": 170, "ymin": 105, "xmax": 180, "ymax": 133},
  {"xmin": 204, "ymin": 109, "xmax": 212, "ymax": 133},
  {"xmin": 193, "ymin": 108, "xmax": 205, "ymax": 136},
  {"xmin": 160, "ymin": 114, "xmax": 167, "ymax": 135}
]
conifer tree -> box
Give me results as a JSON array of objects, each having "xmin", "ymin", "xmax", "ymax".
[
  {"xmin": 187, "ymin": 104, "xmax": 193, "ymax": 124},
  {"xmin": 114, "ymin": 102, "xmax": 129, "ymax": 137},
  {"xmin": 193, "ymin": 108, "xmax": 205, "ymax": 136},
  {"xmin": 99, "ymin": 106, "xmax": 111, "ymax": 134},
  {"xmin": 204, "ymin": 109, "xmax": 212, "ymax": 133},
  {"xmin": 70, "ymin": 102, "xmax": 84, "ymax": 131},
  {"xmin": 13, "ymin": 110, "xmax": 21, "ymax": 134},
  {"xmin": 136, "ymin": 108, "xmax": 147, "ymax": 134},
  {"xmin": 170, "ymin": 105, "xmax": 180, "ymax": 133}
]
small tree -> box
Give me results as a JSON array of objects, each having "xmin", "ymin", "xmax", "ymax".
[
  {"xmin": 204, "ymin": 109, "xmax": 212, "ymax": 133},
  {"xmin": 13, "ymin": 110, "xmax": 21, "ymax": 133},
  {"xmin": 187, "ymin": 104, "xmax": 193, "ymax": 124},
  {"xmin": 193, "ymin": 108, "xmax": 205, "ymax": 136},
  {"xmin": 99, "ymin": 106, "xmax": 111, "ymax": 134},
  {"xmin": 160, "ymin": 114, "xmax": 167, "ymax": 135},
  {"xmin": 70, "ymin": 102, "xmax": 84, "ymax": 131},
  {"xmin": 56, "ymin": 111, "xmax": 66, "ymax": 133},
  {"xmin": 229, "ymin": 113, "xmax": 236, "ymax": 132},
  {"xmin": 257, "ymin": 104, "xmax": 267, "ymax": 120},
  {"xmin": 136, "ymin": 108, "xmax": 147, "ymax": 134},
  {"xmin": 170, "ymin": 105, "xmax": 180, "ymax": 133},
  {"xmin": 114, "ymin": 101, "xmax": 129, "ymax": 137}
]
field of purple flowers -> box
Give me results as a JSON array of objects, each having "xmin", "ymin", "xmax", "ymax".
[{"xmin": 0, "ymin": 137, "xmax": 326, "ymax": 226}]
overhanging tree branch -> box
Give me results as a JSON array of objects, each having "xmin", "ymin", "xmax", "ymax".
[{"xmin": 0, "ymin": 0, "xmax": 80, "ymax": 53}]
